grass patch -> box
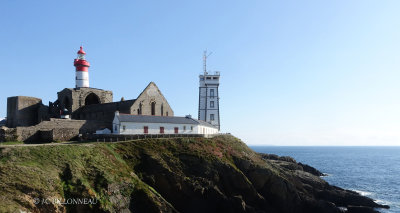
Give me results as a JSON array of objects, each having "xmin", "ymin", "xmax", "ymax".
[{"xmin": 0, "ymin": 141, "xmax": 24, "ymax": 145}]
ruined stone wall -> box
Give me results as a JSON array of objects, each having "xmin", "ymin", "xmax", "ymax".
[
  {"xmin": 57, "ymin": 88, "xmax": 113, "ymax": 113},
  {"xmin": 14, "ymin": 119, "xmax": 109, "ymax": 142},
  {"xmin": 0, "ymin": 127, "xmax": 18, "ymax": 142},
  {"xmin": 130, "ymin": 82, "xmax": 174, "ymax": 116},
  {"xmin": 73, "ymin": 100, "xmax": 135, "ymax": 123},
  {"xmin": 6, "ymin": 96, "xmax": 42, "ymax": 128}
]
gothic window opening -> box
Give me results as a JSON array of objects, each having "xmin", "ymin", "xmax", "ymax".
[
  {"xmin": 139, "ymin": 103, "xmax": 142, "ymax": 115},
  {"xmin": 161, "ymin": 104, "xmax": 164, "ymax": 116},
  {"xmin": 63, "ymin": 97, "xmax": 71, "ymax": 111},
  {"xmin": 151, "ymin": 102, "xmax": 156, "ymax": 116}
]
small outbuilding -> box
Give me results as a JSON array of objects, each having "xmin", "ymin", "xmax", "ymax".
[
  {"xmin": 95, "ymin": 128, "xmax": 112, "ymax": 134},
  {"xmin": 112, "ymin": 112, "xmax": 218, "ymax": 135}
]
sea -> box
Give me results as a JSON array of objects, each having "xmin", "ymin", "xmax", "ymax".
[{"xmin": 250, "ymin": 146, "xmax": 400, "ymax": 213}]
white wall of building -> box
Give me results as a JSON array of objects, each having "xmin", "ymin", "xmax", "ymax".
[
  {"xmin": 114, "ymin": 122, "xmax": 218, "ymax": 135},
  {"xmin": 113, "ymin": 116, "xmax": 218, "ymax": 135}
]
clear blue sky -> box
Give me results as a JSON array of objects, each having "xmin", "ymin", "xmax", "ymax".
[{"xmin": 1, "ymin": 1, "xmax": 400, "ymax": 145}]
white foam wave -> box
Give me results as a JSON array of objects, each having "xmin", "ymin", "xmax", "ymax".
[
  {"xmin": 375, "ymin": 199, "xmax": 392, "ymax": 206},
  {"xmin": 352, "ymin": 189, "xmax": 373, "ymax": 196}
]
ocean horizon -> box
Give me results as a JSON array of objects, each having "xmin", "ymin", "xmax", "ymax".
[{"xmin": 250, "ymin": 146, "xmax": 400, "ymax": 213}]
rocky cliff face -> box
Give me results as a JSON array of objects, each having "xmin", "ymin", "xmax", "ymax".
[{"xmin": 0, "ymin": 135, "xmax": 389, "ymax": 213}]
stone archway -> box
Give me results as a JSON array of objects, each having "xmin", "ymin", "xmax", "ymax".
[{"xmin": 85, "ymin": 93, "xmax": 100, "ymax": 106}]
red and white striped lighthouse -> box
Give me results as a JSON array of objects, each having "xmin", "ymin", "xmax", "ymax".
[{"xmin": 73, "ymin": 46, "xmax": 90, "ymax": 88}]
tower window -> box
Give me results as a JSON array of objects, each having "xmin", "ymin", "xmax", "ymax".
[
  {"xmin": 210, "ymin": 101, "xmax": 214, "ymax": 108},
  {"xmin": 210, "ymin": 89, "xmax": 214, "ymax": 98},
  {"xmin": 210, "ymin": 114, "xmax": 215, "ymax": 121}
]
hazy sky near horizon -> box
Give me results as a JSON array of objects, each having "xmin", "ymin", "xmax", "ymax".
[{"xmin": 1, "ymin": 1, "xmax": 400, "ymax": 146}]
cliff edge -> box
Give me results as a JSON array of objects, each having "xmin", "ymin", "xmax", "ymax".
[{"xmin": 0, "ymin": 135, "xmax": 389, "ymax": 213}]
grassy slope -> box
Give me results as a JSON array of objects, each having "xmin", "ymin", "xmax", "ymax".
[
  {"xmin": 0, "ymin": 135, "xmax": 350, "ymax": 213},
  {"xmin": 0, "ymin": 140, "xmax": 179, "ymax": 213}
]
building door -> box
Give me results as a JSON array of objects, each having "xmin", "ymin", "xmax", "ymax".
[
  {"xmin": 160, "ymin": 127, "xmax": 164, "ymax": 134},
  {"xmin": 144, "ymin": 126, "xmax": 148, "ymax": 134},
  {"xmin": 174, "ymin": 127, "xmax": 178, "ymax": 134}
]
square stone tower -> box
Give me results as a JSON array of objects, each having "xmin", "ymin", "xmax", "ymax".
[{"xmin": 198, "ymin": 52, "xmax": 220, "ymax": 130}]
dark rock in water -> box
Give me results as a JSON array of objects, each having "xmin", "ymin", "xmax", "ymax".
[
  {"xmin": 298, "ymin": 162, "xmax": 325, "ymax": 176},
  {"xmin": 347, "ymin": 205, "xmax": 380, "ymax": 213}
]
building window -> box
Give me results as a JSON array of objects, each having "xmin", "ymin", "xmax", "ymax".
[
  {"xmin": 174, "ymin": 127, "xmax": 178, "ymax": 134},
  {"xmin": 151, "ymin": 102, "xmax": 156, "ymax": 116},
  {"xmin": 210, "ymin": 114, "xmax": 215, "ymax": 121},
  {"xmin": 161, "ymin": 104, "xmax": 164, "ymax": 116},
  {"xmin": 210, "ymin": 89, "xmax": 214, "ymax": 98},
  {"xmin": 191, "ymin": 126, "xmax": 193, "ymax": 131},
  {"xmin": 183, "ymin": 126, "xmax": 186, "ymax": 131},
  {"xmin": 123, "ymin": 125, "xmax": 126, "ymax": 131},
  {"xmin": 166, "ymin": 111, "xmax": 169, "ymax": 116},
  {"xmin": 144, "ymin": 126, "xmax": 148, "ymax": 134},
  {"xmin": 210, "ymin": 101, "xmax": 214, "ymax": 108},
  {"xmin": 139, "ymin": 103, "xmax": 142, "ymax": 115},
  {"xmin": 114, "ymin": 125, "xmax": 118, "ymax": 132},
  {"xmin": 160, "ymin": 127, "xmax": 164, "ymax": 134}
]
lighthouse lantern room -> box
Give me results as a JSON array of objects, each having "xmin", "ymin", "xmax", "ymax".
[{"xmin": 74, "ymin": 46, "xmax": 90, "ymax": 88}]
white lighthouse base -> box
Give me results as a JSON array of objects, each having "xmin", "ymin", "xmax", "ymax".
[{"xmin": 76, "ymin": 71, "xmax": 89, "ymax": 88}]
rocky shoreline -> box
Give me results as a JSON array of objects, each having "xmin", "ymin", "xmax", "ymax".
[
  {"xmin": 0, "ymin": 135, "xmax": 390, "ymax": 212},
  {"xmin": 259, "ymin": 153, "xmax": 389, "ymax": 213}
]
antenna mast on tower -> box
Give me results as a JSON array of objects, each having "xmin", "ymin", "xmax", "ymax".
[{"xmin": 203, "ymin": 50, "xmax": 212, "ymax": 75}]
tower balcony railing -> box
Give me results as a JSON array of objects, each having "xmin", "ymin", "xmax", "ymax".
[{"xmin": 199, "ymin": 71, "xmax": 220, "ymax": 76}]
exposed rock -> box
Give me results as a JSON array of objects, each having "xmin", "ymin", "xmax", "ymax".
[
  {"xmin": 259, "ymin": 153, "xmax": 325, "ymax": 176},
  {"xmin": 0, "ymin": 135, "xmax": 390, "ymax": 212},
  {"xmin": 347, "ymin": 205, "xmax": 380, "ymax": 213}
]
